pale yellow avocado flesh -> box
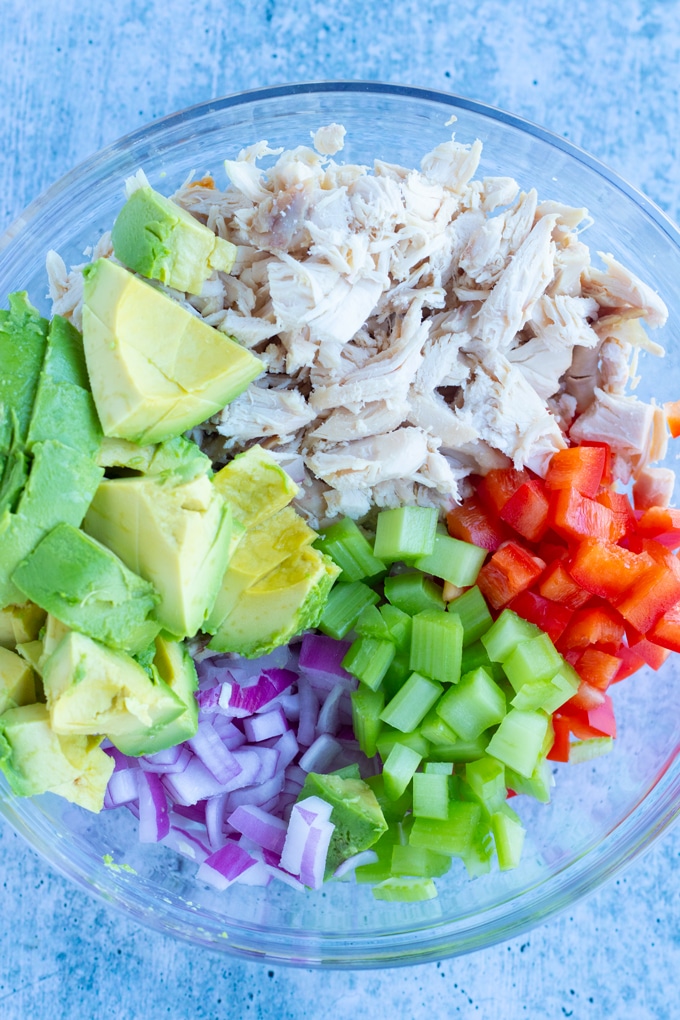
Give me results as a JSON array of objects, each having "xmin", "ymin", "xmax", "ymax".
[
  {"xmin": 212, "ymin": 444, "xmax": 299, "ymax": 530},
  {"xmin": 83, "ymin": 472, "xmax": 232, "ymax": 639},
  {"xmin": 0, "ymin": 602, "xmax": 47, "ymax": 649},
  {"xmin": 81, "ymin": 259, "xmax": 263, "ymax": 444},
  {"xmin": 0, "ymin": 647, "xmax": 37, "ymax": 714},
  {"xmin": 15, "ymin": 640, "xmax": 43, "ymax": 675}
]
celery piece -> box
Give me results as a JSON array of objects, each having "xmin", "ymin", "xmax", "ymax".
[
  {"xmin": 316, "ymin": 516, "xmax": 386, "ymax": 582},
  {"xmin": 332, "ymin": 763, "xmax": 362, "ymax": 780},
  {"xmin": 391, "ymin": 844, "xmax": 452, "ymax": 878},
  {"xmin": 350, "ymin": 687, "xmax": 385, "ymax": 758},
  {"xmin": 486, "ymin": 708, "xmax": 551, "ymax": 778},
  {"xmin": 382, "ymin": 650, "xmax": 412, "ymax": 699},
  {"xmin": 380, "ymin": 672, "xmax": 444, "ymax": 733},
  {"xmin": 382, "ymin": 742, "xmax": 423, "ymax": 800},
  {"xmin": 510, "ymin": 662, "xmax": 580, "ymax": 714},
  {"xmin": 428, "ymin": 732, "xmax": 491, "ymax": 763},
  {"xmin": 505, "ymin": 758, "xmax": 553, "ymax": 803},
  {"xmin": 460, "ymin": 639, "xmax": 493, "ymax": 675},
  {"xmin": 412, "ymin": 772, "xmax": 450, "ymax": 820},
  {"xmin": 463, "ymin": 824, "xmax": 495, "ymax": 878},
  {"xmin": 318, "ymin": 580, "xmax": 380, "ymax": 639},
  {"xmin": 436, "ymin": 667, "xmax": 506, "ymax": 741},
  {"xmin": 414, "ymin": 533, "xmax": 487, "ymax": 587},
  {"xmin": 342, "ymin": 636, "xmax": 395, "ymax": 691},
  {"xmin": 502, "ymin": 632, "xmax": 564, "ymax": 691},
  {"xmin": 372, "ymin": 877, "xmax": 438, "ymax": 902},
  {"xmin": 569, "ymin": 736, "xmax": 614, "ymax": 763},
  {"xmin": 384, "ymin": 572, "xmax": 444, "ymax": 615},
  {"xmin": 409, "ymin": 610, "xmax": 463, "ymax": 684},
  {"xmin": 465, "ymin": 757, "xmax": 507, "ymax": 814},
  {"xmin": 410, "ymin": 802, "xmax": 481, "ymax": 857},
  {"xmin": 491, "ymin": 804, "xmax": 525, "ymax": 870},
  {"xmin": 355, "ymin": 824, "xmax": 400, "ymax": 883},
  {"xmin": 354, "ymin": 603, "xmax": 391, "ymax": 640},
  {"xmin": 377, "ymin": 727, "xmax": 431, "ymax": 761},
  {"xmin": 379, "ymin": 604, "xmax": 412, "ymax": 650},
  {"xmin": 365, "ymin": 774, "xmax": 413, "ymax": 821},
  {"xmin": 419, "ymin": 707, "xmax": 460, "ymax": 747},
  {"xmin": 424, "ymin": 761, "xmax": 454, "ymax": 775},
  {"xmin": 373, "ymin": 506, "xmax": 438, "ymax": 563},
  {"xmin": 447, "ymin": 586, "xmax": 494, "ymax": 646},
  {"xmin": 481, "ymin": 609, "xmax": 541, "ymax": 663}
]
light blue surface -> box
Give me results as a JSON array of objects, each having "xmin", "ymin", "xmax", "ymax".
[{"xmin": 0, "ymin": 1, "xmax": 679, "ymax": 1016}]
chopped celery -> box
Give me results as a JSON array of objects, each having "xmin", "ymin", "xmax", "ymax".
[
  {"xmin": 384, "ymin": 572, "xmax": 444, "ymax": 615},
  {"xmin": 427, "ymin": 732, "xmax": 491, "ymax": 763},
  {"xmin": 465, "ymin": 757, "xmax": 507, "ymax": 813},
  {"xmin": 377, "ymin": 727, "xmax": 431, "ymax": 761},
  {"xmin": 510, "ymin": 662, "xmax": 580, "ymax": 714},
  {"xmin": 380, "ymin": 671, "xmax": 443, "ymax": 733},
  {"xmin": 412, "ymin": 772, "xmax": 450, "ymax": 820},
  {"xmin": 491, "ymin": 804, "xmax": 525, "ymax": 870},
  {"xmin": 373, "ymin": 506, "xmax": 438, "ymax": 563},
  {"xmin": 505, "ymin": 758, "xmax": 553, "ymax": 803},
  {"xmin": 355, "ymin": 824, "xmax": 400, "ymax": 883},
  {"xmin": 372, "ymin": 877, "xmax": 438, "ymax": 902},
  {"xmin": 316, "ymin": 516, "xmax": 386, "ymax": 582},
  {"xmin": 342, "ymin": 635, "xmax": 395, "ymax": 691},
  {"xmin": 569, "ymin": 736, "xmax": 614, "ymax": 763},
  {"xmin": 409, "ymin": 610, "xmax": 463, "ymax": 684},
  {"xmin": 350, "ymin": 686, "xmax": 384, "ymax": 758},
  {"xmin": 486, "ymin": 708, "xmax": 551, "ymax": 778},
  {"xmin": 460, "ymin": 639, "xmax": 494, "ymax": 674},
  {"xmin": 391, "ymin": 844, "xmax": 451, "ymax": 878},
  {"xmin": 502, "ymin": 632, "xmax": 563, "ymax": 691},
  {"xmin": 382, "ymin": 651, "xmax": 412, "ymax": 699},
  {"xmin": 424, "ymin": 761, "xmax": 454, "ymax": 775},
  {"xmin": 365, "ymin": 774, "xmax": 413, "ymax": 821},
  {"xmin": 481, "ymin": 609, "xmax": 541, "ymax": 663},
  {"xmin": 414, "ymin": 533, "xmax": 486, "ymax": 587},
  {"xmin": 354, "ymin": 604, "xmax": 391, "ymax": 640},
  {"xmin": 379, "ymin": 604, "xmax": 412, "ymax": 650},
  {"xmin": 318, "ymin": 580, "xmax": 380, "ymax": 639},
  {"xmin": 436, "ymin": 667, "xmax": 506, "ymax": 740},
  {"xmin": 463, "ymin": 825, "xmax": 495, "ymax": 878},
  {"xmin": 447, "ymin": 585, "xmax": 494, "ymax": 646},
  {"xmin": 382, "ymin": 742, "xmax": 422, "ymax": 800},
  {"xmin": 419, "ymin": 707, "xmax": 460, "ymax": 747},
  {"xmin": 332, "ymin": 763, "xmax": 362, "ymax": 780},
  {"xmin": 410, "ymin": 802, "xmax": 481, "ymax": 857}
]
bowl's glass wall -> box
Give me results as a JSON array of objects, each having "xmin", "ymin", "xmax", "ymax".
[{"xmin": 0, "ymin": 84, "xmax": 678, "ymax": 967}]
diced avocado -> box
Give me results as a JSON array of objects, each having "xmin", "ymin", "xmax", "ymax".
[
  {"xmin": 26, "ymin": 316, "xmax": 102, "ymax": 459},
  {"xmin": 212, "ymin": 445, "xmax": 298, "ymax": 531},
  {"xmin": 111, "ymin": 185, "xmax": 237, "ymax": 295},
  {"xmin": 42, "ymin": 631, "xmax": 185, "ymax": 755},
  {"xmin": 134, "ymin": 635, "xmax": 198, "ymax": 752},
  {"xmin": 0, "ymin": 602, "xmax": 46, "ymax": 649},
  {"xmin": 300, "ymin": 772, "xmax": 388, "ymax": 876},
  {"xmin": 206, "ymin": 506, "xmax": 317, "ymax": 632},
  {"xmin": 0, "ymin": 647, "xmax": 37, "ymax": 714},
  {"xmin": 81, "ymin": 259, "xmax": 262, "ymax": 444},
  {"xmin": 12, "ymin": 523, "xmax": 161, "ymax": 654},
  {"xmin": 0, "ymin": 440, "xmax": 104, "ymax": 607},
  {"xmin": 97, "ymin": 434, "xmax": 211, "ymax": 482},
  {"xmin": 208, "ymin": 546, "xmax": 340, "ymax": 657},
  {"xmin": 16, "ymin": 640, "xmax": 43, "ymax": 675},
  {"xmin": 83, "ymin": 471, "xmax": 232, "ymax": 639},
  {"xmin": 0, "ymin": 702, "xmax": 114, "ymax": 811},
  {"xmin": 40, "ymin": 614, "xmax": 71, "ymax": 665},
  {"xmin": 0, "ymin": 293, "xmax": 49, "ymax": 460}
]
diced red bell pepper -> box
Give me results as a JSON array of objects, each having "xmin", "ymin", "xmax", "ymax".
[
  {"xmin": 447, "ymin": 496, "xmax": 508, "ymax": 551},
  {"xmin": 584, "ymin": 695, "xmax": 617, "ymax": 738},
  {"xmin": 476, "ymin": 541, "xmax": 546, "ymax": 610},
  {"xmin": 538, "ymin": 560, "xmax": 592, "ymax": 609},
  {"xmin": 568, "ymin": 538, "xmax": 655, "ymax": 600},
  {"xmin": 664, "ymin": 399, "xmax": 680, "ymax": 439},
  {"xmin": 567, "ymin": 680, "xmax": 607, "ymax": 712},
  {"xmin": 615, "ymin": 561, "xmax": 680, "ymax": 633},
  {"xmin": 507, "ymin": 590, "xmax": 573, "ymax": 644},
  {"xmin": 550, "ymin": 489, "xmax": 625, "ymax": 544},
  {"xmin": 625, "ymin": 634, "xmax": 671, "ymax": 670},
  {"xmin": 545, "ymin": 446, "xmax": 607, "ymax": 498},
  {"xmin": 559, "ymin": 605, "xmax": 625, "ymax": 654},
  {"xmin": 612, "ymin": 643, "xmax": 647, "ymax": 682},
  {"xmin": 579, "ymin": 441, "xmax": 613, "ymax": 486},
  {"xmin": 595, "ymin": 490, "xmax": 638, "ymax": 540},
  {"xmin": 477, "ymin": 468, "xmax": 530, "ymax": 516},
  {"xmin": 573, "ymin": 648, "xmax": 623, "ymax": 690},
  {"xmin": 537, "ymin": 538, "xmax": 570, "ymax": 563},
  {"xmin": 547, "ymin": 715, "xmax": 571, "ymax": 762},
  {"xmin": 648, "ymin": 602, "xmax": 680, "ymax": 653},
  {"xmin": 636, "ymin": 506, "xmax": 680, "ymax": 549},
  {"xmin": 499, "ymin": 479, "xmax": 550, "ymax": 542}
]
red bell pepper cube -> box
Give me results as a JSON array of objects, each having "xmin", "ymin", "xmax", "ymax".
[
  {"xmin": 545, "ymin": 446, "xmax": 607, "ymax": 498},
  {"xmin": 615, "ymin": 561, "xmax": 680, "ymax": 633},
  {"xmin": 584, "ymin": 695, "xmax": 617, "ymax": 738},
  {"xmin": 648, "ymin": 602, "xmax": 680, "ymax": 653},
  {"xmin": 664, "ymin": 399, "xmax": 680, "ymax": 439},
  {"xmin": 625, "ymin": 634, "xmax": 671, "ymax": 671},
  {"xmin": 573, "ymin": 648, "xmax": 623, "ymax": 690},
  {"xmin": 538, "ymin": 560, "xmax": 592, "ymax": 609},
  {"xmin": 636, "ymin": 506, "xmax": 680, "ymax": 549},
  {"xmin": 477, "ymin": 467, "xmax": 530, "ymax": 516},
  {"xmin": 547, "ymin": 715, "xmax": 571, "ymax": 762},
  {"xmin": 567, "ymin": 680, "xmax": 607, "ymax": 712},
  {"xmin": 476, "ymin": 541, "xmax": 546, "ymax": 610},
  {"xmin": 559, "ymin": 605, "xmax": 625, "ymax": 654},
  {"xmin": 499, "ymin": 478, "xmax": 550, "ymax": 542},
  {"xmin": 550, "ymin": 489, "xmax": 626, "ymax": 544},
  {"xmin": 447, "ymin": 495, "xmax": 508, "ymax": 551},
  {"xmin": 612, "ymin": 643, "xmax": 647, "ymax": 682},
  {"xmin": 595, "ymin": 490, "xmax": 637, "ymax": 540},
  {"xmin": 507, "ymin": 590, "xmax": 573, "ymax": 644},
  {"xmin": 568, "ymin": 538, "xmax": 655, "ymax": 600},
  {"xmin": 580, "ymin": 441, "xmax": 613, "ymax": 486},
  {"xmin": 537, "ymin": 538, "xmax": 570, "ymax": 563}
]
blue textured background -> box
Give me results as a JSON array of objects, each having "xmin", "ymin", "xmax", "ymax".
[{"xmin": 1, "ymin": 2, "xmax": 678, "ymax": 1017}]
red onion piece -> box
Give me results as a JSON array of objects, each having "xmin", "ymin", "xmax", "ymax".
[
  {"xmin": 188, "ymin": 720, "xmax": 243, "ymax": 785},
  {"xmin": 298, "ymin": 734, "xmax": 342, "ymax": 774},
  {"xmin": 299, "ymin": 819, "xmax": 335, "ymax": 890},
  {"xmin": 197, "ymin": 842, "xmax": 256, "ymax": 890},
  {"xmin": 139, "ymin": 745, "xmax": 192, "ymax": 774},
  {"xmin": 104, "ymin": 768, "xmax": 139, "ymax": 809},
  {"xmin": 227, "ymin": 805, "xmax": 288, "ymax": 855},
  {"xmin": 296, "ymin": 676, "xmax": 319, "ymax": 748},
  {"xmin": 243, "ymin": 706, "xmax": 288, "ymax": 743},
  {"xmin": 162, "ymin": 756, "xmax": 228, "ymax": 806},
  {"xmin": 333, "ymin": 849, "xmax": 379, "ymax": 878},
  {"xmin": 298, "ymin": 633, "xmax": 354, "ymax": 686},
  {"xmin": 226, "ymin": 771, "xmax": 285, "ymax": 811},
  {"xmin": 138, "ymin": 771, "xmax": 170, "ymax": 843},
  {"xmin": 315, "ymin": 683, "xmax": 344, "ymax": 737}
]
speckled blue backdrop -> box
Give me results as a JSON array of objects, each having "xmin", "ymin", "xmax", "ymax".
[{"xmin": 0, "ymin": 2, "xmax": 679, "ymax": 1017}]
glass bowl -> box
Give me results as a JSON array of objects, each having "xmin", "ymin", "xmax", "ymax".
[{"xmin": 0, "ymin": 82, "xmax": 678, "ymax": 968}]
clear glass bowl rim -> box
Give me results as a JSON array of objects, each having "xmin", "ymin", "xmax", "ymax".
[{"xmin": 0, "ymin": 80, "xmax": 678, "ymax": 969}]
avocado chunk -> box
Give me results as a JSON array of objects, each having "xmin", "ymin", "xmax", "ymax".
[
  {"xmin": 83, "ymin": 471, "xmax": 232, "ymax": 639},
  {"xmin": 209, "ymin": 546, "xmax": 340, "ymax": 657},
  {"xmin": 81, "ymin": 259, "xmax": 263, "ymax": 444},
  {"xmin": 26, "ymin": 316, "xmax": 102, "ymax": 459},
  {"xmin": 0, "ymin": 647, "xmax": 37, "ymax": 714},
  {"xmin": 0, "ymin": 702, "xmax": 114, "ymax": 811},
  {"xmin": 98, "ymin": 434, "xmax": 211, "ymax": 482},
  {"xmin": 0, "ymin": 440, "xmax": 104, "ymax": 607},
  {"xmin": 12, "ymin": 523, "xmax": 161, "ymax": 654},
  {"xmin": 42, "ymin": 631, "xmax": 185, "ymax": 755},
  {"xmin": 15, "ymin": 640, "xmax": 43, "ymax": 675},
  {"xmin": 133, "ymin": 635, "xmax": 198, "ymax": 753},
  {"xmin": 212, "ymin": 445, "xmax": 299, "ymax": 531},
  {"xmin": 111, "ymin": 185, "xmax": 237, "ymax": 294},
  {"xmin": 299, "ymin": 772, "xmax": 388, "ymax": 876},
  {"xmin": 0, "ymin": 602, "xmax": 46, "ymax": 649},
  {"xmin": 206, "ymin": 506, "xmax": 317, "ymax": 633}
]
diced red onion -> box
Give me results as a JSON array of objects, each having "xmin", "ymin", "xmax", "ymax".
[
  {"xmin": 299, "ymin": 734, "xmax": 342, "ymax": 774},
  {"xmin": 171, "ymin": 802, "xmax": 205, "ymax": 824},
  {"xmin": 188, "ymin": 720, "xmax": 243, "ymax": 785},
  {"xmin": 104, "ymin": 768, "xmax": 139, "ymax": 809},
  {"xmin": 138, "ymin": 771, "xmax": 170, "ymax": 843},
  {"xmin": 162, "ymin": 756, "xmax": 229, "ymax": 806},
  {"xmin": 298, "ymin": 633, "xmax": 354, "ymax": 686},
  {"xmin": 243, "ymin": 706, "xmax": 288, "ymax": 742},
  {"xmin": 205, "ymin": 794, "xmax": 229, "ymax": 851},
  {"xmin": 210, "ymin": 716, "xmax": 246, "ymax": 749},
  {"xmin": 299, "ymin": 818, "xmax": 335, "ymax": 890},
  {"xmin": 227, "ymin": 805, "xmax": 288, "ymax": 854},
  {"xmin": 139, "ymin": 745, "xmax": 192, "ymax": 774},
  {"xmin": 103, "ymin": 746, "xmax": 138, "ymax": 773},
  {"xmin": 197, "ymin": 842, "xmax": 256, "ymax": 890},
  {"xmin": 285, "ymin": 764, "xmax": 307, "ymax": 787},
  {"xmin": 296, "ymin": 675, "xmax": 319, "ymax": 748},
  {"xmin": 162, "ymin": 826, "xmax": 211, "ymax": 864},
  {"xmin": 226, "ymin": 771, "xmax": 285, "ymax": 810},
  {"xmin": 315, "ymin": 683, "xmax": 344, "ymax": 737},
  {"xmin": 273, "ymin": 729, "xmax": 299, "ymax": 771},
  {"xmin": 333, "ymin": 849, "xmax": 379, "ymax": 878},
  {"xmin": 278, "ymin": 693, "xmax": 300, "ymax": 722}
]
